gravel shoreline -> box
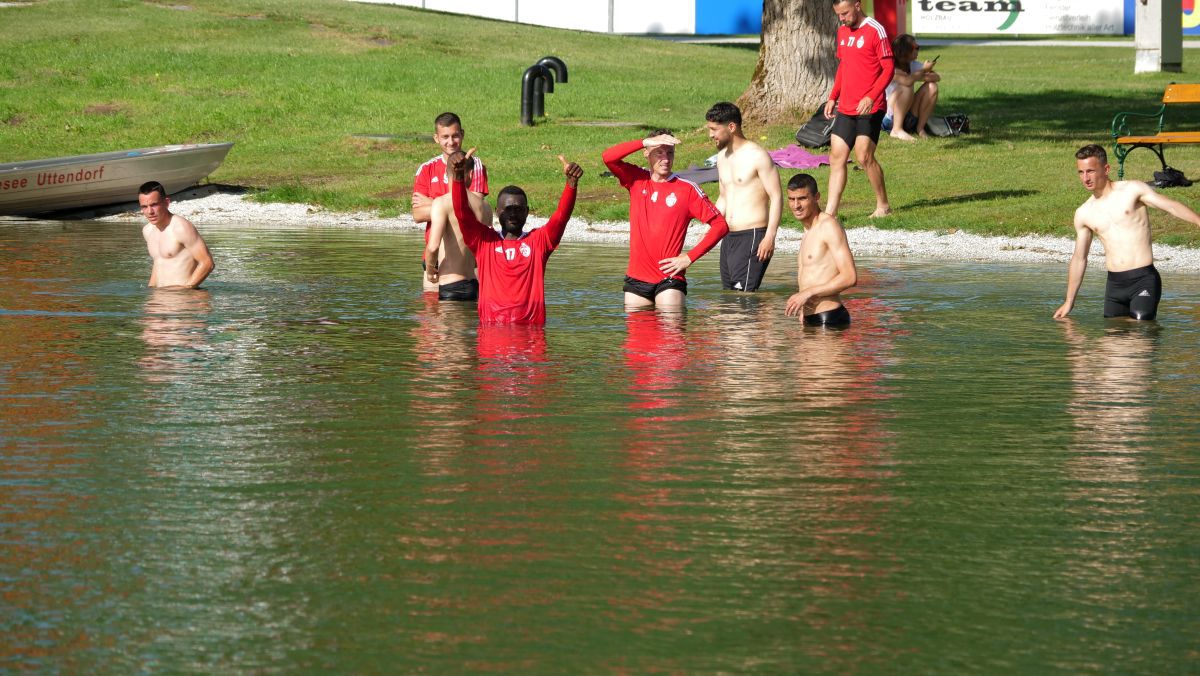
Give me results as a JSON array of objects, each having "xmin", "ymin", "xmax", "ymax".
[{"xmin": 98, "ymin": 189, "xmax": 1200, "ymax": 272}]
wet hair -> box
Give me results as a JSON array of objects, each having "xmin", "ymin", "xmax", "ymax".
[
  {"xmin": 787, "ymin": 173, "xmax": 819, "ymax": 194},
  {"xmin": 1075, "ymin": 144, "xmax": 1108, "ymax": 164},
  {"xmin": 892, "ymin": 34, "xmax": 918, "ymax": 74},
  {"xmin": 497, "ymin": 185, "xmax": 527, "ymax": 204},
  {"xmin": 138, "ymin": 181, "xmax": 167, "ymax": 199},
  {"xmin": 434, "ymin": 111, "xmax": 462, "ymax": 130},
  {"xmin": 831, "ymin": 0, "xmax": 857, "ymax": 6},
  {"xmin": 646, "ymin": 128, "xmax": 673, "ymax": 139},
  {"xmin": 705, "ymin": 102, "xmax": 742, "ymax": 126}
]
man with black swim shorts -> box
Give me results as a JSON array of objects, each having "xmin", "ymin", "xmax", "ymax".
[
  {"xmin": 602, "ymin": 130, "xmax": 731, "ymax": 309},
  {"xmin": 413, "ymin": 111, "xmax": 491, "ymax": 298},
  {"xmin": 1054, "ymin": 144, "xmax": 1200, "ymax": 321},
  {"xmin": 783, "ymin": 174, "xmax": 858, "ymax": 327},
  {"xmin": 705, "ymin": 102, "xmax": 782, "ymax": 292},
  {"xmin": 823, "ymin": 0, "xmax": 894, "ymax": 219}
]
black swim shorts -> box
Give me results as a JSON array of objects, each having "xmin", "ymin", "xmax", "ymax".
[
  {"xmin": 831, "ymin": 110, "xmax": 886, "ymax": 147},
  {"xmin": 719, "ymin": 227, "xmax": 772, "ymax": 292},
  {"xmin": 439, "ymin": 278, "xmax": 479, "ymax": 302},
  {"xmin": 623, "ymin": 275, "xmax": 687, "ymax": 302},
  {"xmin": 1105, "ymin": 264, "xmax": 1161, "ymax": 320},
  {"xmin": 804, "ymin": 304, "xmax": 851, "ymax": 328}
]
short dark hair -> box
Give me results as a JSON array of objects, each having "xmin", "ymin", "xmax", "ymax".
[
  {"xmin": 705, "ymin": 102, "xmax": 742, "ymax": 126},
  {"xmin": 646, "ymin": 128, "xmax": 673, "ymax": 139},
  {"xmin": 497, "ymin": 185, "xmax": 527, "ymax": 203},
  {"xmin": 138, "ymin": 181, "xmax": 167, "ymax": 199},
  {"xmin": 1075, "ymin": 144, "xmax": 1108, "ymax": 164},
  {"xmin": 434, "ymin": 112, "xmax": 462, "ymax": 129},
  {"xmin": 787, "ymin": 173, "xmax": 819, "ymax": 194}
]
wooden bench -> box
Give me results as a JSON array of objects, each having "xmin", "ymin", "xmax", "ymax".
[{"xmin": 1112, "ymin": 83, "xmax": 1200, "ymax": 179}]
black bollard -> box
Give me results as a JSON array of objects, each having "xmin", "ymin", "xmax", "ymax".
[
  {"xmin": 536, "ymin": 56, "xmax": 568, "ymax": 84},
  {"xmin": 520, "ymin": 64, "xmax": 552, "ymax": 126}
]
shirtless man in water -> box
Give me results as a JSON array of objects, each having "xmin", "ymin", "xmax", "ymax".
[
  {"xmin": 705, "ymin": 102, "xmax": 782, "ymax": 292},
  {"xmin": 1053, "ymin": 144, "xmax": 1200, "ymax": 321},
  {"xmin": 139, "ymin": 181, "xmax": 214, "ymax": 289},
  {"xmin": 414, "ymin": 111, "xmax": 492, "ymax": 299},
  {"xmin": 783, "ymin": 174, "xmax": 858, "ymax": 327}
]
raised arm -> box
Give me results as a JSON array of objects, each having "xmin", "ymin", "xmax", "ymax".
[
  {"xmin": 448, "ymin": 149, "xmax": 493, "ymax": 253},
  {"xmin": 602, "ymin": 136, "xmax": 676, "ymax": 187},
  {"xmin": 1053, "ymin": 211, "xmax": 1094, "ymax": 319},
  {"xmin": 542, "ymin": 155, "xmax": 582, "ymax": 249},
  {"xmin": 1140, "ymin": 185, "xmax": 1200, "ymax": 227}
]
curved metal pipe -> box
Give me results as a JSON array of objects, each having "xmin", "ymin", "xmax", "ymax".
[
  {"xmin": 520, "ymin": 64, "xmax": 551, "ymax": 126},
  {"xmin": 536, "ymin": 56, "xmax": 568, "ymax": 84}
]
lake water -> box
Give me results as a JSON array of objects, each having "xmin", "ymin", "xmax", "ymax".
[{"xmin": 3, "ymin": 219, "xmax": 1200, "ymax": 671}]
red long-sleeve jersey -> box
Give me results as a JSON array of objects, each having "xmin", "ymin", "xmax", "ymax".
[
  {"xmin": 451, "ymin": 177, "xmax": 576, "ymax": 325},
  {"xmin": 828, "ymin": 17, "xmax": 894, "ymax": 116},
  {"xmin": 602, "ymin": 139, "xmax": 729, "ymax": 284}
]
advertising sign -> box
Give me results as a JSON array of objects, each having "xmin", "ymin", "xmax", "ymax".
[{"xmin": 913, "ymin": 0, "xmax": 1125, "ymax": 35}]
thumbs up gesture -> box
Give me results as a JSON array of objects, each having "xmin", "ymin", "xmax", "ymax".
[{"xmin": 559, "ymin": 154, "xmax": 583, "ymax": 188}]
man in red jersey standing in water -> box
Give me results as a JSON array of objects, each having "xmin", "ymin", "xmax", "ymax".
[
  {"xmin": 447, "ymin": 149, "xmax": 582, "ymax": 325},
  {"xmin": 824, "ymin": 0, "xmax": 894, "ymax": 219},
  {"xmin": 602, "ymin": 130, "xmax": 731, "ymax": 310},
  {"xmin": 413, "ymin": 111, "xmax": 491, "ymax": 298}
]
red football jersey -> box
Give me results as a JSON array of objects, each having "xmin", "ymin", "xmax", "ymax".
[
  {"xmin": 451, "ymin": 177, "xmax": 576, "ymax": 325},
  {"xmin": 830, "ymin": 17, "xmax": 894, "ymax": 115},
  {"xmin": 413, "ymin": 155, "xmax": 489, "ymax": 225},
  {"xmin": 602, "ymin": 140, "xmax": 730, "ymax": 284}
]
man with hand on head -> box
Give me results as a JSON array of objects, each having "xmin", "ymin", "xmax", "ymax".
[
  {"xmin": 705, "ymin": 101, "xmax": 783, "ymax": 293},
  {"xmin": 602, "ymin": 130, "xmax": 731, "ymax": 309},
  {"xmin": 139, "ymin": 180, "xmax": 214, "ymax": 289},
  {"xmin": 412, "ymin": 111, "xmax": 492, "ymax": 298},
  {"xmin": 447, "ymin": 149, "xmax": 582, "ymax": 325},
  {"xmin": 1054, "ymin": 144, "xmax": 1200, "ymax": 321},
  {"xmin": 784, "ymin": 173, "xmax": 858, "ymax": 328}
]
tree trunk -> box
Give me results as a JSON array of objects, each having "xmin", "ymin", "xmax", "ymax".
[{"xmin": 737, "ymin": 0, "xmax": 840, "ymax": 127}]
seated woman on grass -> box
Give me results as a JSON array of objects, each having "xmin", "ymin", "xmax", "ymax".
[{"xmin": 883, "ymin": 34, "xmax": 940, "ymax": 141}]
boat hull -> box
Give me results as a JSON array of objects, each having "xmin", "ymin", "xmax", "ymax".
[{"xmin": 0, "ymin": 143, "xmax": 233, "ymax": 215}]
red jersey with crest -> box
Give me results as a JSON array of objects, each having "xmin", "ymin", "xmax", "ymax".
[
  {"xmin": 602, "ymin": 140, "xmax": 730, "ymax": 284},
  {"xmin": 829, "ymin": 17, "xmax": 894, "ymax": 115},
  {"xmin": 413, "ymin": 155, "xmax": 488, "ymax": 227},
  {"xmin": 451, "ymin": 177, "xmax": 576, "ymax": 325}
]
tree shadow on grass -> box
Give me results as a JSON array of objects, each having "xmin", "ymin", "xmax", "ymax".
[{"xmin": 902, "ymin": 188, "xmax": 1038, "ymax": 209}]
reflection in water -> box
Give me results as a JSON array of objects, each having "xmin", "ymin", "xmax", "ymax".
[
  {"xmin": 1062, "ymin": 320, "xmax": 1158, "ymax": 606},
  {"xmin": 4, "ymin": 222, "xmax": 1200, "ymax": 671},
  {"xmin": 139, "ymin": 288, "xmax": 212, "ymax": 383}
]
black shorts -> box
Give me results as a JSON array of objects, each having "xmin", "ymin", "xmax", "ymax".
[
  {"xmin": 623, "ymin": 275, "xmax": 687, "ymax": 301},
  {"xmin": 719, "ymin": 227, "xmax": 772, "ymax": 292},
  {"xmin": 804, "ymin": 304, "xmax": 851, "ymax": 328},
  {"xmin": 1105, "ymin": 264, "xmax": 1161, "ymax": 320},
  {"xmin": 831, "ymin": 110, "xmax": 885, "ymax": 147},
  {"xmin": 439, "ymin": 278, "xmax": 479, "ymax": 302}
]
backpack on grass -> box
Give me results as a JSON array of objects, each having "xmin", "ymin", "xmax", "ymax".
[{"xmin": 795, "ymin": 110, "xmax": 834, "ymax": 148}]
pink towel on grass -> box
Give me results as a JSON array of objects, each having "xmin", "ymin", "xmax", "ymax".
[{"xmin": 768, "ymin": 144, "xmax": 830, "ymax": 169}]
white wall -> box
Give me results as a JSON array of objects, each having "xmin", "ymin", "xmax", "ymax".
[{"xmin": 353, "ymin": 0, "xmax": 699, "ymax": 34}]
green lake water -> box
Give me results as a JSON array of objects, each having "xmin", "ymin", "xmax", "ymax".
[{"xmin": 2, "ymin": 220, "xmax": 1199, "ymax": 671}]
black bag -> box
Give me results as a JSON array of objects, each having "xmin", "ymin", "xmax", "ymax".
[
  {"xmin": 925, "ymin": 112, "xmax": 970, "ymax": 137},
  {"xmin": 795, "ymin": 110, "xmax": 835, "ymax": 148},
  {"xmin": 1153, "ymin": 166, "xmax": 1193, "ymax": 188}
]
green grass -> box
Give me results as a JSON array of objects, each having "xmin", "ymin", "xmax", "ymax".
[{"xmin": 3, "ymin": 0, "xmax": 1200, "ymax": 243}]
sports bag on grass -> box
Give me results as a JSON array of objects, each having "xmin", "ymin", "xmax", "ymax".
[
  {"xmin": 795, "ymin": 110, "xmax": 835, "ymax": 148},
  {"xmin": 925, "ymin": 112, "xmax": 969, "ymax": 137},
  {"xmin": 1153, "ymin": 166, "xmax": 1193, "ymax": 188}
]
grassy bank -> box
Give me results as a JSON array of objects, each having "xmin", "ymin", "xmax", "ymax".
[{"xmin": 2, "ymin": 0, "xmax": 1199, "ymax": 243}]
